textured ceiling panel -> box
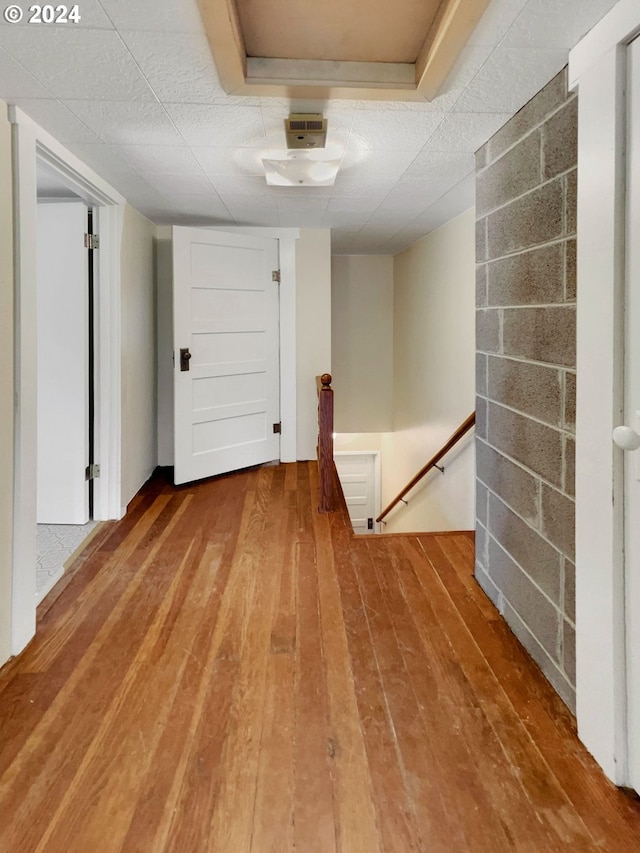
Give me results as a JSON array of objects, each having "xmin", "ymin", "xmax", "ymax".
[{"xmin": 0, "ymin": 0, "xmax": 619, "ymax": 253}]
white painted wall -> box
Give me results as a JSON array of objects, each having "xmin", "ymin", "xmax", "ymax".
[
  {"xmin": 296, "ymin": 229, "xmax": 332, "ymax": 459},
  {"xmin": 120, "ymin": 205, "xmax": 157, "ymax": 511},
  {"xmin": 331, "ymin": 255, "xmax": 393, "ymax": 433},
  {"xmin": 335, "ymin": 432, "xmax": 385, "ymax": 452},
  {"xmin": 383, "ymin": 208, "xmax": 476, "ymax": 532},
  {"xmin": 0, "ymin": 101, "xmax": 14, "ymax": 666}
]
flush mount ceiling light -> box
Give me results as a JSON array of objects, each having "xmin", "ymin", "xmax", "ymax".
[{"xmin": 262, "ymin": 153, "xmax": 341, "ymax": 187}]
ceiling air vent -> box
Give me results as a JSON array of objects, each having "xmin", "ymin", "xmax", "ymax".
[{"xmin": 285, "ymin": 113, "xmax": 328, "ymax": 149}]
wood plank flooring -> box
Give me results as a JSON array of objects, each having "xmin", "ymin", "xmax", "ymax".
[{"xmin": 1, "ymin": 462, "xmax": 639, "ymax": 852}]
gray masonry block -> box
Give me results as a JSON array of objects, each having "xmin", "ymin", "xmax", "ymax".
[
  {"xmin": 565, "ymin": 238, "xmax": 577, "ymax": 301},
  {"xmin": 564, "ymin": 558, "xmax": 576, "ymax": 624},
  {"xmin": 477, "ymin": 130, "xmax": 541, "ymax": 217},
  {"xmin": 476, "ymin": 438, "xmax": 539, "ymax": 525},
  {"xmin": 488, "ymin": 356, "xmax": 562, "ymax": 427},
  {"xmin": 487, "ymin": 179, "xmax": 564, "ymax": 259},
  {"xmin": 563, "ymin": 620, "xmax": 576, "ymax": 684},
  {"xmin": 564, "ymin": 434, "xmax": 575, "ymax": 498},
  {"xmin": 488, "ymin": 242, "xmax": 564, "ymax": 307},
  {"xmin": 541, "ymin": 484, "xmax": 575, "ymax": 561},
  {"xmin": 476, "ymin": 308, "xmax": 501, "ymax": 353},
  {"xmin": 542, "ymin": 96, "xmax": 578, "ymax": 180},
  {"xmin": 476, "ymin": 216, "xmax": 488, "ymax": 262},
  {"xmin": 564, "ymin": 371, "xmax": 576, "ymax": 432},
  {"xmin": 488, "ymin": 493, "xmax": 561, "ymax": 605},
  {"xmin": 488, "ymin": 538, "xmax": 560, "ymax": 661},
  {"xmin": 565, "ymin": 169, "xmax": 577, "ymax": 236},
  {"xmin": 476, "ymin": 263, "xmax": 488, "ymax": 307},
  {"xmin": 502, "ymin": 305, "xmax": 576, "ymax": 368},
  {"xmin": 476, "ymin": 353, "xmax": 488, "ymax": 396},
  {"xmin": 488, "ymin": 402, "xmax": 563, "ymax": 488}
]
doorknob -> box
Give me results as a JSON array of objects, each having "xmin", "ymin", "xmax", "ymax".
[
  {"xmin": 179, "ymin": 347, "xmax": 192, "ymax": 372},
  {"xmin": 612, "ymin": 425, "xmax": 640, "ymax": 451}
]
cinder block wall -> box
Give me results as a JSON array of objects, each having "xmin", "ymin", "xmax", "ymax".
[{"xmin": 474, "ymin": 69, "xmax": 577, "ymax": 710}]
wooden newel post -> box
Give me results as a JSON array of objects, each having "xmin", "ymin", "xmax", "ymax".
[{"xmin": 317, "ymin": 373, "xmax": 335, "ymax": 512}]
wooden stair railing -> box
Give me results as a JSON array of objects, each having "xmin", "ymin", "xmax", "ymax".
[
  {"xmin": 376, "ymin": 412, "xmax": 476, "ymax": 524},
  {"xmin": 316, "ymin": 373, "xmax": 336, "ymax": 512}
]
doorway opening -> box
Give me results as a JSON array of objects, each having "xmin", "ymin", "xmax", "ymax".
[{"xmin": 34, "ymin": 163, "xmax": 99, "ymax": 600}]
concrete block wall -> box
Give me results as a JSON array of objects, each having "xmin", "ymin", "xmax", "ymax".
[{"xmin": 474, "ymin": 68, "xmax": 577, "ymax": 710}]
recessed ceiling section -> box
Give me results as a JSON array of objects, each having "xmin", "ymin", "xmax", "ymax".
[
  {"xmin": 197, "ymin": 0, "xmax": 492, "ymax": 101},
  {"xmin": 236, "ymin": 0, "xmax": 439, "ymax": 63}
]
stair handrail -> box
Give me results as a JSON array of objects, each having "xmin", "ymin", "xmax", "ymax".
[
  {"xmin": 316, "ymin": 373, "xmax": 336, "ymax": 512},
  {"xmin": 376, "ymin": 412, "xmax": 476, "ymax": 524}
]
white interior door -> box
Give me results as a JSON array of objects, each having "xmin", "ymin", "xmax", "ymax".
[
  {"xmin": 622, "ymin": 34, "xmax": 640, "ymax": 793},
  {"xmin": 335, "ymin": 452, "xmax": 379, "ymax": 534},
  {"xmin": 36, "ymin": 201, "xmax": 89, "ymax": 524},
  {"xmin": 173, "ymin": 227, "xmax": 281, "ymax": 485}
]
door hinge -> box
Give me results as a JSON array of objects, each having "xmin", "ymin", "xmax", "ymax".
[
  {"xmin": 273, "ymin": 422, "xmax": 282, "ymax": 434},
  {"xmin": 272, "ymin": 270, "xmax": 281, "ymax": 283},
  {"xmin": 368, "ymin": 518, "xmax": 374, "ymax": 530},
  {"xmin": 85, "ymin": 463, "xmax": 101, "ymax": 480},
  {"xmin": 84, "ymin": 233, "xmax": 99, "ymax": 250}
]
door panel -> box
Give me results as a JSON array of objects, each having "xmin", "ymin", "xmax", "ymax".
[
  {"xmin": 36, "ymin": 202, "xmax": 89, "ymax": 524},
  {"xmin": 624, "ymin": 34, "xmax": 640, "ymax": 793},
  {"xmin": 173, "ymin": 228, "xmax": 280, "ymax": 485},
  {"xmin": 335, "ymin": 452, "xmax": 379, "ymax": 534}
]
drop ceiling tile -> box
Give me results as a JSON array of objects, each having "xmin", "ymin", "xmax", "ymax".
[
  {"xmin": 98, "ymin": 0, "xmax": 205, "ymax": 33},
  {"xmin": 0, "ymin": 29, "xmax": 156, "ymax": 100},
  {"xmin": 209, "ymin": 175, "xmax": 276, "ymax": 201},
  {"xmin": 404, "ymin": 174, "xmax": 476, "ymax": 232},
  {"xmin": 1, "ymin": 0, "xmax": 114, "ymax": 28},
  {"xmin": 223, "ymin": 202, "xmax": 280, "ymax": 228},
  {"xmin": 364, "ymin": 208, "xmax": 423, "ymax": 231},
  {"xmin": 192, "ymin": 147, "xmax": 267, "ymax": 178},
  {"xmin": 118, "ymin": 144, "xmax": 204, "ymax": 175},
  {"xmin": 168, "ymin": 193, "xmax": 231, "ymax": 218},
  {"xmin": 500, "ymin": 0, "xmax": 618, "ymax": 49},
  {"xmin": 64, "ymin": 142, "xmax": 127, "ymax": 174},
  {"xmin": 0, "ymin": 49, "xmax": 53, "ymax": 99},
  {"xmin": 165, "ymin": 103, "xmax": 266, "ymax": 148},
  {"xmin": 144, "ymin": 173, "xmax": 218, "ymax": 196},
  {"xmin": 277, "ymin": 205, "xmax": 328, "ymax": 228},
  {"xmin": 120, "ymin": 32, "xmax": 226, "ymax": 103},
  {"xmin": 401, "ymin": 151, "xmax": 475, "ymax": 183},
  {"xmin": 467, "ymin": 0, "xmax": 529, "ymax": 47},
  {"xmin": 423, "ymin": 112, "xmax": 512, "ymax": 153},
  {"xmin": 453, "ymin": 47, "xmax": 569, "ymax": 114},
  {"xmin": 15, "ymin": 98, "xmax": 104, "ymax": 142},
  {"xmin": 323, "ymin": 210, "xmax": 371, "ymax": 229},
  {"xmin": 431, "ymin": 44, "xmax": 497, "ymax": 112},
  {"xmin": 63, "ymin": 100, "xmax": 182, "ymax": 145},
  {"xmin": 347, "ymin": 110, "xmax": 446, "ymax": 155}
]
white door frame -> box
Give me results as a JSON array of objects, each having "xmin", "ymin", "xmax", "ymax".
[
  {"xmin": 10, "ymin": 106, "xmax": 125, "ymax": 655},
  {"xmin": 334, "ymin": 450, "xmax": 382, "ymax": 533},
  {"xmin": 569, "ymin": 0, "xmax": 640, "ymax": 785}
]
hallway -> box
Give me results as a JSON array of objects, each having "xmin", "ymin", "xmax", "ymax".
[{"xmin": 0, "ymin": 463, "xmax": 638, "ymax": 851}]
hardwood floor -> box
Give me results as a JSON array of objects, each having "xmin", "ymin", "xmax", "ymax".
[{"xmin": 1, "ymin": 462, "xmax": 639, "ymax": 852}]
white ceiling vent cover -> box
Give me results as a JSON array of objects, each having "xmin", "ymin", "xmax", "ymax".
[{"xmin": 285, "ymin": 114, "xmax": 328, "ymax": 149}]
